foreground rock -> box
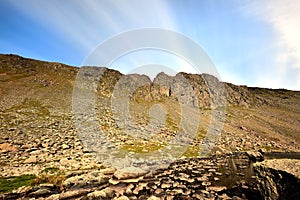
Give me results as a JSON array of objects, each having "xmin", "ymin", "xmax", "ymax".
[
  {"xmin": 254, "ymin": 159, "xmax": 300, "ymax": 199},
  {"xmin": 2, "ymin": 152, "xmax": 300, "ymax": 199},
  {"xmin": 0, "ymin": 153, "xmax": 263, "ymax": 199}
]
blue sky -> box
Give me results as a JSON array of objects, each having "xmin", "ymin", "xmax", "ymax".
[{"xmin": 0, "ymin": 0, "xmax": 299, "ymax": 90}]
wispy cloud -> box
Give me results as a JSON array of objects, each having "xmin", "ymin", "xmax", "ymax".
[
  {"xmin": 243, "ymin": 0, "xmax": 300, "ymax": 90},
  {"xmin": 5, "ymin": 0, "xmax": 300, "ymax": 90},
  {"xmin": 8, "ymin": 0, "xmax": 177, "ymax": 56}
]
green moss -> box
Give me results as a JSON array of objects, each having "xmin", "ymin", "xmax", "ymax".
[
  {"xmin": 122, "ymin": 141, "xmax": 165, "ymax": 154},
  {"xmin": 42, "ymin": 167, "xmax": 59, "ymax": 174},
  {"xmin": 7, "ymin": 98, "xmax": 50, "ymax": 117},
  {"xmin": 261, "ymin": 145, "xmax": 279, "ymax": 151},
  {"xmin": 182, "ymin": 145, "xmax": 202, "ymax": 158},
  {"xmin": 0, "ymin": 174, "xmax": 36, "ymax": 193},
  {"xmin": 165, "ymin": 114, "xmax": 179, "ymax": 131}
]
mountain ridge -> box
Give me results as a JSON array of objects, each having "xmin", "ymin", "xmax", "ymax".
[
  {"xmin": 1, "ymin": 53, "xmax": 299, "ymax": 112},
  {"xmin": 1, "ymin": 53, "xmax": 299, "ymax": 146}
]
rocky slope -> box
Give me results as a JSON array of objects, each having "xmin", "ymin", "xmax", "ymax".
[{"xmin": 0, "ymin": 54, "xmax": 299, "ymax": 199}]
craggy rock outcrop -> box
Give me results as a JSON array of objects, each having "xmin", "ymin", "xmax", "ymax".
[
  {"xmin": 1, "ymin": 54, "xmax": 299, "ymax": 111},
  {"xmin": 254, "ymin": 159, "xmax": 300, "ymax": 200},
  {"xmin": 99, "ymin": 69, "xmax": 267, "ymax": 108}
]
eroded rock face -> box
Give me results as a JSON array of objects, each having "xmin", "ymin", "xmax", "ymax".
[
  {"xmin": 254, "ymin": 159, "xmax": 300, "ymax": 200},
  {"xmin": 90, "ymin": 67, "xmax": 265, "ymax": 109},
  {"xmin": 104, "ymin": 70, "xmax": 268, "ymax": 109}
]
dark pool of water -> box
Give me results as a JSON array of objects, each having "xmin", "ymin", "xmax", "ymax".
[{"xmin": 263, "ymin": 152, "xmax": 300, "ymax": 159}]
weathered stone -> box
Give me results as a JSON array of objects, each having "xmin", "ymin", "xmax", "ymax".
[
  {"xmin": 0, "ymin": 143, "xmax": 17, "ymax": 152},
  {"xmin": 161, "ymin": 183, "xmax": 172, "ymax": 189},
  {"xmin": 102, "ymin": 167, "xmax": 117, "ymax": 175},
  {"xmin": 44, "ymin": 194, "xmax": 60, "ymax": 200},
  {"xmin": 254, "ymin": 159, "xmax": 300, "ymax": 199},
  {"xmin": 24, "ymin": 156, "xmax": 37, "ymax": 164},
  {"xmin": 115, "ymin": 196, "xmax": 130, "ymax": 200},
  {"xmin": 30, "ymin": 188, "xmax": 52, "ymax": 197},
  {"xmin": 207, "ymin": 186, "xmax": 226, "ymax": 192},
  {"xmin": 114, "ymin": 167, "xmax": 147, "ymax": 180},
  {"xmin": 63, "ymin": 172, "xmax": 109, "ymax": 189},
  {"xmin": 12, "ymin": 186, "xmax": 32, "ymax": 194},
  {"xmin": 62, "ymin": 144, "xmax": 70, "ymax": 149},
  {"xmin": 59, "ymin": 158, "xmax": 70, "ymax": 166},
  {"xmin": 147, "ymin": 195, "xmax": 161, "ymax": 200},
  {"xmin": 87, "ymin": 190, "xmax": 107, "ymax": 200},
  {"xmin": 59, "ymin": 189, "xmax": 91, "ymax": 199},
  {"xmin": 246, "ymin": 151, "xmax": 263, "ymax": 161},
  {"xmin": 109, "ymin": 178, "xmax": 120, "ymax": 185}
]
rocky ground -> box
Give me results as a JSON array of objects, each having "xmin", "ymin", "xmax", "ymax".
[
  {"xmin": 1, "ymin": 152, "xmax": 264, "ymax": 200},
  {"xmin": 0, "ymin": 54, "xmax": 300, "ymax": 199},
  {"xmin": 0, "ymin": 97, "xmax": 299, "ymax": 199}
]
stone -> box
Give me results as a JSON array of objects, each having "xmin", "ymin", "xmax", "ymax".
[
  {"xmin": 87, "ymin": 190, "xmax": 107, "ymax": 199},
  {"xmin": 45, "ymin": 194, "xmax": 60, "ymax": 200},
  {"xmin": 109, "ymin": 179, "xmax": 120, "ymax": 185},
  {"xmin": 30, "ymin": 150, "xmax": 41, "ymax": 155},
  {"xmin": 59, "ymin": 189, "xmax": 91, "ymax": 199},
  {"xmin": 102, "ymin": 167, "xmax": 116, "ymax": 175},
  {"xmin": 102, "ymin": 187, "xmax": 115, "ymax": 198},
  {"xmin": 115, "ymin": 196, "xmax": 130, "ymax": 200},
  {"xmin": 207, "ymin": 186, "xmax": 226, "ymax": 192},
  {"xmin": 217, "ymin": 193, "xmax": 232, "ymax": 200},
  {"xmin": 24, "ymin": 156, "xmax": 37, "ymax": 164},
  {"xmin": 133, "ymin": 184, "xmax": 145, "ymax": 195},
  {"xmin": 114, "ymin": 167, "xmax": 147, "ymax": 180},
  {"xmin": 62, "ymin": 144, "xmax": 69, "ymax": 149},
  {"xmin": 12, "ymin": 186, "xmax": 32, "ymax": 194},
  {"xmin": 0, "ymin": 143, "xmax": 17, "ymax": 152},
  {"xmin": 63, "ymin": 172, "xmax": 109, "ymax": 189},
  {"xmin": 148, "ymin": 196, "xmax": 161, "ymax": 200},
  {"xmin": 60, "ymin": 158, "xmax": 70, "ymax": 166},
  {"xmin": 154, "ymin": 189, "xmax": 164, "ymax": 195},
  {"xmin": 30, "ymin": 188, "xmax": 51, "ymax": 196},
  {"xmin": 246, "ymin": 151, "xmax": 263, "ymax": 161}
]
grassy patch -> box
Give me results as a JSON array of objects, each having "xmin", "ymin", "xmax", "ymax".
[
  {"xmin": 31, "ymin": 168, "xmax": 65, "ymax": 186},
  {"xmin": 182, "ymin": 145, "xmax": 202, "ymax": 158},
  {"xmin": 31, "ymin": 173, "xmax": 65, "ymax": 186},
  {"xmin": 7, "ymin": 98, "xmax": 50, "ymax": 117},
  {"xmin": 42, "ymin": 167, "xmax": 60, "ymax": 174},
  {"xmin": 122, "ymin": 141, "xmax": 165, "ymax": 153},
  {"xmin": 261, "ymin": 145, "xmax": 279, "ymax": 152},
  {"xmin": 0, "ymin": 175, "xmax": 36, "ymax": 193}
]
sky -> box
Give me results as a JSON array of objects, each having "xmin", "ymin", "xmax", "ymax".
[{"xmin": 0, "ymin": 0, "xmax": 300, "ymax": 90}]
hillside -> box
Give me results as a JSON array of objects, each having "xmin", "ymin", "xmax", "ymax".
[{"xmin": 0, "ymin": 54, "xmax": 299, "ymax": 199}]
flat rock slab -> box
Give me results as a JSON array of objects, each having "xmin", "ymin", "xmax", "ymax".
[
  {"xmin": 254, "ymin": 159, "xmax": 300, "ymax": 179},
  {"xmin": 114, "ymin": 167, "xmax": 147, "ymax": 180}
]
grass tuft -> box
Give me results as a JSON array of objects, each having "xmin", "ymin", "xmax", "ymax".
[{"xmin": 0, "ymin": 175, "xmax": 36, "ymax": 193}]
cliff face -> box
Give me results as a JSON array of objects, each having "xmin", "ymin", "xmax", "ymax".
[
  {"xmin": 94, "ymin": 68, "xmax": 283, "ymax": 109},
  {"xmin": 1, "ymin": 53, "xmax": 298, "ymax": 112},
  {"xmin": 96, "ymin": 70, "xmax": 266, "ymax": 109},
  {"xmin": 254, "ymin": 159, "xmax": 300, "ymax": 199}
]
